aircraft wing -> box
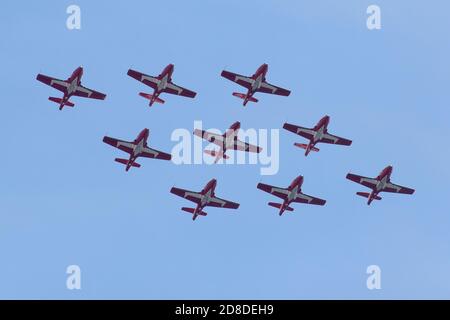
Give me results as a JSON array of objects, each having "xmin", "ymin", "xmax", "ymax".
[
  {"xmin": 283, "ymin": 123, "xmax": 315, "ymax": 140},
  {"xmin": 36, "ymin": 74, "xmax": 69, "ymax": 93},
  {"xmin": 383, "ymin": 182, "xmax": 415, "ymax": 194},
  {"xmin": 102, "ymin": 136, "xmax": 135, "ymax": 154},
  {"xmin": 257, "ymin": 183, "xmax": 289, "ymax": 200},
  {"xmin": 233, "ymin": 139, "xmax": 262, "ymax": 153},
  {"xmin": 139, "ymin": 146, "xmax": 172, "ymax": 160},
  {"xmin": 258, "ymin": 81, "xmax": 291, "ymax": 96},
  {"xmin": 221, "ymin": 70, "xmax": 253, "ymax": 89},
  {"xmin": 320, "ymin": 133, "xmax": 352, "ymax": 146},
  {"xmin": 164, "ymin": 82, "xmax": 196, "ymax": 98},
  {"xmin": 127, "ymin": 69, "xmax": 159, "ymax": 90},
  {"xmin": 170, "ymin": 187, "xmax": 202, "ymax": 204},
  {"xmin": 193, "ymin": 129, "xmax": 224, "ymax": 146},
  {"xmin": 293, "ymin": 192, "xmax": 326, "ymax": 205},
  {"xmin": 73, "ymin": 85, "xmax": 106, "ymax": 100},
  {"xmin": 346, "ymin": 173, "xmax": 378, "ymax": 189},
  {"xmin": 207, "ymin": 196, "xmax": 240, "ymax": 209}
]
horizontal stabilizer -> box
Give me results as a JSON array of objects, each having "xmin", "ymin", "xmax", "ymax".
[
  {"xmin": 294, "ymin": 143, "xmax": 319, "ymax": 152},
  {"xmin": 232, "ymin": 92, "xmax": 258, "ymax": 103},
  {"xmin": 204, "ymin": 149, "xmax": 229, "ymax": 159},
  {"xmin": 48, "ymin": 97, "xmax": 74, "ymax": 107},
  {"xmin": 357, "ymin": 192, "xmax": 381, "ymax": 200},
  {"xmin": 181, "ymin": 207, "xmax": 207, "ymax": 216},
  {"xmin": 114, "ymin": 158, "xmax": 141, "ymax": 168},
  {"xmin": 268, "ymin": 202, "xmax": 294, "ymax": 211},
  {"xmin": 139, "ymin": 92, "xmax": 165, "ymax": 105}
]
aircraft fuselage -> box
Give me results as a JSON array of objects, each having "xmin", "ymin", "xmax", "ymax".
[
  {"xmin": 63, "ymin": 66, "xmax": 83, "ymax": 101},
  {"xmin": 126, "ymin": 129, "xmax": 149, "ymax": 168},
  {"xmin": 249, "ymin": 64, "xmax": 268, "ymax": 94}
]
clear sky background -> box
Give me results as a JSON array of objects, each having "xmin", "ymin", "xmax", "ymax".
[{"xmin": 1, "ymin": 0, "xmax": 450, "ymax": 299}]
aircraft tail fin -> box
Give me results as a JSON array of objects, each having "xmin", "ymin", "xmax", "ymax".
[
  {"xmin": 232, "ymin": 92, "xmax": 258, "ymax": 103},
  {"xmin": 48, "ymin": 97, "xmax": 74, "ymax": 109},
  {"xmin": 139, "ymin": 92, "xmax": 165, "ymax": 106},
  {"xmin": 114, "ymin": 158, "xmax": 141, "ymax": 168},
  {"xmin": 357, "ymin": 192, "xmax": 381, "ymax": 200},
  {"xmin": 268, "ymin": 202, "xmax": 294, "ymax": 211}
]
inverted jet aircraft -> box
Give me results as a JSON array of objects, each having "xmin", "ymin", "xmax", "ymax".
[
  {"xmin": 257, "ymin": 175, "xmax": 326, "ymax": 216},
  {"xmin": 193, "ymin": 121, "xmax": 262, "ymax": 163},
  {"xmin": 346, "ymin": 165, "xmax": 415, "ymax": 205},
  {"xmin": 221, "ymin": 63, "xmax": 290, "ymax": 106},
  {"xmin": 283, "ymin": 115, "xmax": 352, "ymax": 156},
  {"xmin": 127, "ymin": 64, "xmax": 196, "ymax": 107},
  {"xmin": 103, "ymin": 128, "xmax": 171, "ymax": 171},
  {"xmin": 170, "ymin": 179, "xmax": 240, "ymax": 221},
  {"xmin": 36, "ymin": 66, "xmax": 106, "ymax": 110}
]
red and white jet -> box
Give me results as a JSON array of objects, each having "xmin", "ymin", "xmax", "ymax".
[
  {"xmin": 170, "ymin": 179, "xmax": 240, "ymax": 221},
  {"xmin": 103, "ymin": 128, "xmax": 171, "ymax": 171},
  {"xmin": 193, "ymin": 121, "xmax": 262, "ymax": 163},
  {"xmin": 127, "ymin": 64, "xmax": 196, "ymax": 107},
  {"xmin": 257, "ymin": 175, "xmax": 326, "ymax": 216},
  {"xmin": 346, "ymin": 165, "xmax": 415, "ymax": 205},
  {"xmin": 36, "ymin": 66, "xmax": 106, "ymax": 110},
  {"xmin": 221, "ymin": 63, "xmax": 291, "ymax": 106},
  {"xmin": 283, "ymin": 115, "xmax": 352, "ymax": 156}
]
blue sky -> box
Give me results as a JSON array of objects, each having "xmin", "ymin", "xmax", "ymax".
[{"xmin": 1, "ymin": 0, "xmax": 450, "ymax": 299}]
